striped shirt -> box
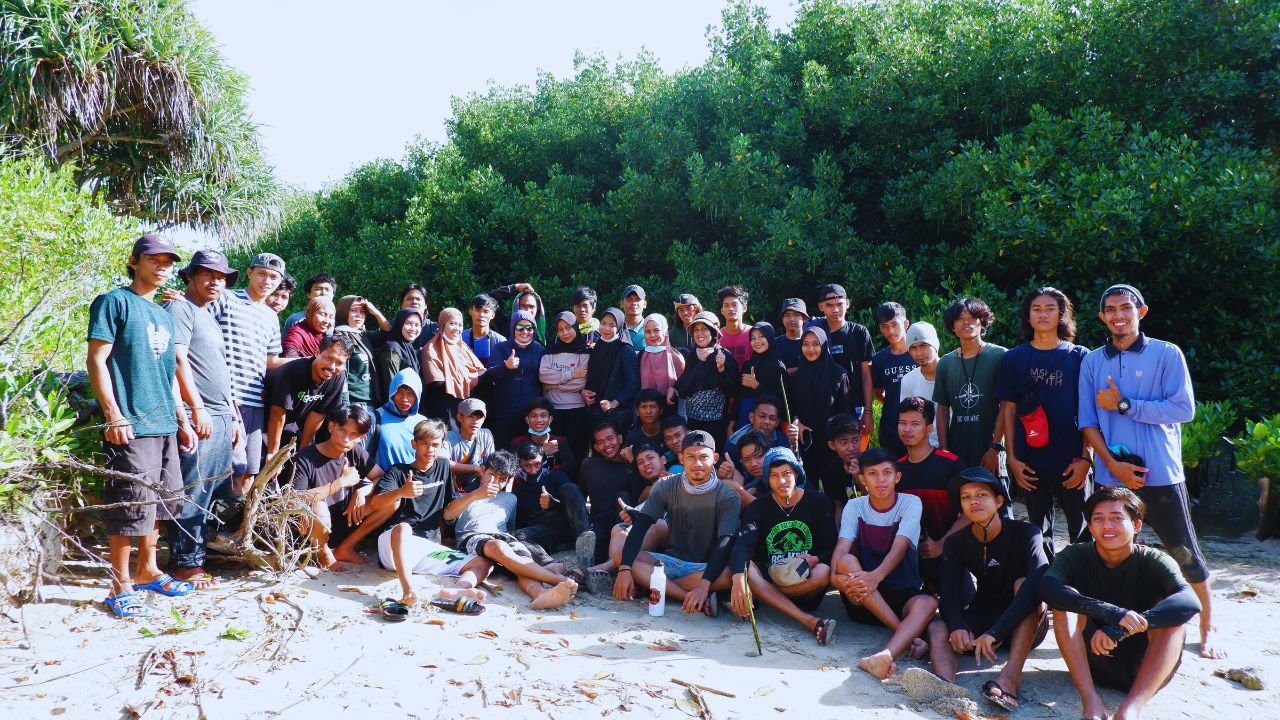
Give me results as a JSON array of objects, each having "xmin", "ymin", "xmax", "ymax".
[{"xmin": 207, "ymin": 289, "xmax": 281, "ymax": 408}]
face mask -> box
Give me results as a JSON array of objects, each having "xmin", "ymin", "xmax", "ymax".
[{"xmin": 528, "ymin": 426, "xmax": 549, "ymax": 437}]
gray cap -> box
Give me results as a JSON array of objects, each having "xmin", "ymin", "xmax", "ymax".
[
  {"xmin": 621, "ymin": 284, "xmax": 646, "ymax": 302},
  {"xmin": 1099, "ymin": 284, "xmax": 1145, "ymax": 313},
  {"xmin": 248, "ymin": 252, "xmax": 286, "ymax": 273},
  {"xmin": 458, "ymin": 398, "xmax": 487, "ymax": 417},
  {"xmin": 681, "ymin": 429, "xmax": 716, "ymax": 453},
  {"xmin": 904, "ymin": 321, "xmax": 940, "ymax": 351}
]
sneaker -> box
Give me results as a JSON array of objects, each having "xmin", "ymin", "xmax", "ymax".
[{"xmin": 575, "ymin": 530, "xmax": 596, "ymax": 570}]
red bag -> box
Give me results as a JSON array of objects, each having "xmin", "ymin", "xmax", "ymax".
[{"xmin": 1016, "ymin": 352, "xmax": 1069, "ymax": 448}]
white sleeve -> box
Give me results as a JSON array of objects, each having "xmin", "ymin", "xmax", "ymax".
[
  {"xmin": 838, "ymin": 499, "xmax": 861, "ymax": 542},
  {"xmin": 895, "ymin": 494, "xmax": 923, "ymax": 545}
]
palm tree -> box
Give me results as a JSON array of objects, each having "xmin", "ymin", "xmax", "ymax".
[{"xmin": 0, "ymin": 0, "xmax": 281, "ymax": 242}]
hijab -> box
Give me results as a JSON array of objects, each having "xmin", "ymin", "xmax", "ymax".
[
  {"xmin": 639, "ymin": 314, "xmax": 685, "ymax": 394},
  {"xmin": 674, "ymin": 312, "xmax": 730, "ymax": 397},
  {"xmin": 791, "ymin": 327, "xmax": 844, "ymax": 426},
  {"xmin": 509, "ymin": 309, "xmax": 538, "ymax": 349},
  {"xmin": 586, "ymin": 308, "xmax": 628, "ymax": 398},
  {"xmin": 384, "ymin": 308, "xmax": 423, "ymax": 375},
  {"xmin": 335, "ymin": 295, "xmax": 362, "ymax": 329},
  {"xmin": 740, "ymin": 322, "xmax": 786, "ymax": 402},
  {"xmin": 516, "ymin": 292, "xmax": 548, "ymax": 345},
  {"xmin": 422, "ymin": 307, "xmax": 486, "ymax": 399},
  {"xmin": 545, "ymin": 311, "xmax": 589, "ymax": 355}
]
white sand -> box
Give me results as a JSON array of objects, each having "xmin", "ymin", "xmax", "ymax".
[{"xmin": 1, "ymin": 527, "xmax": 1278, "ymax": 720}]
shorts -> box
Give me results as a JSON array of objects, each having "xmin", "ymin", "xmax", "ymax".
[
  {"xmin": 1133, "ymin": 483, "xmax": 1209, "ymax": 584},
  {"xmin": 324, "ymin": 503, "xmax": 359, "ymax": 548},
  {"xmin": 378, "ymin": 529, "xmax": 477, "ymax": 575},
  {"xmin": 462, "ymin": 532, "xmax": 531, "ymax": 561},
  {"xmin": 1083, "ymin": 618, "xmax": 1181, "ymax": 692},
  {"xmin": 231, "ymin": 405, "xmax": 265, "ymax": 475},
  {"xmin": 103, "ymin": 434, "xmax": 183, "ymax": 536},
  {"xmin": 842, "ymin": 584, "xmax": 927, "ymax": 627},
  {"xmin": 648, "ymin": 552, "xmax": 707, "ymax": 581}
]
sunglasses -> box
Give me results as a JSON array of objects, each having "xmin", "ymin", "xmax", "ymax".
[{"xmin": 515, "ymin": 324, "xmax": 536, "ymax": 332}]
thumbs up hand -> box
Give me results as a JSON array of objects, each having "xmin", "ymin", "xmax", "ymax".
[
  {"xmin": 540, "ymin": 485, "xmax": 552, "ymax": 510},
  {"xmin": 338, "ymin": 457, "xmax": 361, "ymax": 488},
  {"xmin": 716, "ymin": 348, "xmax": 726, "ymax": 372},
  {"xmin": 1096, "ymin": 374, "xmax": 1124, "ymax": 411},
  {"xmin": 741, "ymin": 367, "xmax": 759, "ymax": 389},
  {"xmin": 505, "ymin": 349, "xmax": 520, "ymax": 369}
]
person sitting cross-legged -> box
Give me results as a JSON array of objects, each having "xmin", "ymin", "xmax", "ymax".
[
  {"xmin": 445, "ymin": 451, "xmax": 579, "ymax": 609},
  {"xmin": 831, "ymin": 447, "xmax": 938, "ymax": 679},
  {"xmin": 510, "ymin": 441, "xmax": 595, "ymax": 570},
  {"xmin": 1037, "ymin": 486, "xmax": 1200, "ymax": 720},
  {"xmin": 927, "ymin": 467, "xmax": 1050, "ymax": 713},
  {"xmin": 729, "ymin": 447, "xmax": 838, "ymax": 645},
  {"xmin": 583, "ymin": 444, "xmax": 672, "ymax": 593}
]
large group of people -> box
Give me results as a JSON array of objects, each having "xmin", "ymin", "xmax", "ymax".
[{"xmin": 85, "ymin": 234, "xmax": 1225, "ymax": 718}]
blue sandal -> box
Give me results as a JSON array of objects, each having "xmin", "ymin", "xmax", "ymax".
[
  {"xmin": 104, "ymin": 592, "xmax": 149, "ymax": 618},
  {"xmin": 134, "ymin": 574, "xmax": 195, "ymax": 597}
]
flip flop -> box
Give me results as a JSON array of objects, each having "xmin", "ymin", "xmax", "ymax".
[
  {"xmin": 134, "ymin": 573, "xmax": 195, "ymax": 597},
  {"xmin": 982, "ymin": 680, "xmax": 1019, "ymax": 711},
  {"xmin": 379, "ymin": 598, "xmax": 410, "ymax": 622},
  {"xmin": 430, "ymin": 596, "xmax": 485, "ymax": 615},
  {"xmin": 104, "ymin": 591, "xmax": 149, "ymax": 618},
  {"xmin": 565, "ymin": 567, "xmax": 587, "ymax": 588},
  {"xmin": 814, "ymin": 618, "xmax": 836, "ymax": 646},
  {"xmin": 178, "ymin": 570, "xmax": 220, "ymax": 590}
]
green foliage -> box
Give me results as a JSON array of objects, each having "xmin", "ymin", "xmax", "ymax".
[
  {"xmin": 238, "ymin": 0, "xmax": 1280, "ymax": 415},
  {"xmin": 1232, "ymin": 415, "xmax": 1280, "ymax": 489},
  {"xmin": 0, "ymin": 0, "xmax": 282, "ymax": 240},
  {"xmin": 1181, "ymin": 400, "xmax": 1236, "ymax": 470}
]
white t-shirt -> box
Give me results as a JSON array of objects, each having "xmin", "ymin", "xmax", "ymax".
[{"xmin": 900, "ymin": 367, "xmax": 938, "ymax": 448}]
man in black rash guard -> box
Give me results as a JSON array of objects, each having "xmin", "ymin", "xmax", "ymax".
[
  {"xmin": 730, "ymin": 447, "xmax": 838, "ymax": 645},
  {"xmin": 580, "ymin": 424, "xmax": 644, "ymax": 564},
  {"xmin": 1038, "ymin": 486, "xmax": 1199, "ymax": 720},
  {"xmin": 928, "ymin": 467, "xmax": 1048, "ymax": 712},
  {"xmin": 612, "ymin": 431, "xmax": 740, "ymax": 616}
]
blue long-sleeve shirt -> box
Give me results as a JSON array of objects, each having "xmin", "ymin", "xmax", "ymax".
[
  {"xmin": 485, "ymin": 340, "xmax": 546, "ymax": 419},
  {"xmin": 1078, "ymin": 333, "xmax": 1194, "ymax": 487}
]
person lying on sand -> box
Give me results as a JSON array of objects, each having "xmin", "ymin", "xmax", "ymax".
[{"xmin": 830, "ymin": 447, "xmax": 936, "ymax": 679}]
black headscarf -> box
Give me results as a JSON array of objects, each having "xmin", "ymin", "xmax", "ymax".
[
  {"xmin": 740, "ymin": 322, "xmax": 787, "ymax": 402},
  {"xmin": 585, "ymin": 308, "xmax": 628, "ymax": 398},
  {"xmin": 384, "ymin": 308, "xmax": 423, "ymax": 375},
  {"xmin": 674, "ymin": 315, "xmax": 738, "ymax": 397},
  {"xmin": 790, "ymin": 327, "xmax": 844, "ymax": 427},
  {"xmin": 545, "ymin": 311, "xmax": 589, "ymax": 355}
]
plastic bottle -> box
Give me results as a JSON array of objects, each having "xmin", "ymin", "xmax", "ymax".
[{"xmin": 648, "ymin": 559, "xmax": 666, "ymax": 616}]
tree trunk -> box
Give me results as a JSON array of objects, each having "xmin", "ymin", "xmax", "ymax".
[{"xmin": 1257, "ymin": 478, "xmax": 1280, "ymax": 541}]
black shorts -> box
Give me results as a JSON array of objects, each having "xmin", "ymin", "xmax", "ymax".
[
  {"xmin": 1083, "ymin": 619, "xmax": 1182, "ymax": 692},
  {"xmin": 842, "ymin": 585, "xmax": 927, "ymax": 627},
  {"xmin": 959, "ymin": 604, "xmax": 1049, "ymax": 649},
  {"xmin": 103, "ymin": 434, "xmax": 183, "ymax": 536},
  {"xmin": 1133, "ymin": 483, "xmax": 1208, "ymax": 584},
  {"xmin": 325, "ymin": 503, "xmax": 359, "ymax": 548}
]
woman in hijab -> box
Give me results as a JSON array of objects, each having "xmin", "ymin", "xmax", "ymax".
[
  {"xmin": 376, "ymin": 308, "xmax": 423, "ymax": 405},
  {"xmin": 484, "ymin": 309, "xmax": 547, "ymax": 449},
  {"xmin": 738, "ymin": 321, "xmax": 791, "ymax": 426},
  {"xmin": 671, "ymin": 311, "xmax": 741, "ymax": 449},
  {"xmin": 639, "ymin": 314, "xmax": 686, "ymax": 417},
  {"xmin": 789, "ymin": 326, "xmax": 853, "ymax": 476},
  {"xmin": 421, "ymin": 307, "xmax": 487, "ymax": 425},
  {"xmin": 281, "ymin": 297, "xmax": 336, "ymax": 358},
  {"xmin": 583, "ymin": 308, "xmax": 639, "ymax": 429},
  {"xmin": 333, "ymin": 295, "xmax": 391, "ymax": 409},
  {"xmin": 539, "ymin": 311, "xmax": 592, "ymax": 463}
]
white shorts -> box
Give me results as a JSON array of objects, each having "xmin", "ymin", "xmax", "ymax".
[{"xmin": 377, "ymin": 529, "xmax": 475, "ymax": 576}]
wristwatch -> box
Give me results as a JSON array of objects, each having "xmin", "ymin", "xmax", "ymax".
[
  {"xmin": 1117, "ymin": 397, "xmax": 1132, "ymax": 415},
  {"xmin": 989, "ymin": 442, "xmax": 1005, "ymax": 453}
]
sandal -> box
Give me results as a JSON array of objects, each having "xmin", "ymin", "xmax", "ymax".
[
  {"xmin": 982, "ymin": 680, "xmax": 1019, "ymax": 711},
  {"xmin": 104, "ymin": 592, "xmax": 149, "ymax": 618},
  {"xmin": 134, "ymin": 573, "xmax": 195, "ymax": 597},
  {"xmin": 430, "ymin": 596, "xmax": 486, "ymax": 615},
  {"xmin": 814, "ymin": 618, "xmax": 836, "ymax": 646},
  {"xmin": 177, "ymin": 570, "xmax": 220, "ymax": 590},
  {"xmin": 379, "ymin": 598, "xmax": 410, "ymax": 622}
]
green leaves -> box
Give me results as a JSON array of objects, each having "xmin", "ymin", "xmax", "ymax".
[
  {"xmin": 1232, "ymin": 415, "xmax": 1280, "ymax": 491},
  {"xmin": 1182, "ymin": 401, "xmax": 1236, "ymax": 469},
  {"xmin": 219, "ymin": 627, "xmax": 249, "ymax": 641}
]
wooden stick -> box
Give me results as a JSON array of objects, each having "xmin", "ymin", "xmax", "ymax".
[
  {"xmin": 744, "ymin": 561, "xmax": 762, "ymax": 654},
  {"xmin": 3, "ymin": 659, "xmax": 114, "ymax": 689},
  {"xmin": 669, "ymin": 678, "xmax": 735, "ymax": 698},
  {"xmin": 269, "ymin": 653, "xmax": 362, "ymax": 715}
]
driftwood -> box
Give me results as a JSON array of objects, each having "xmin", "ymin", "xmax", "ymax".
[{"xmin": 227, "ymin": 440, "xmax": 318, "ymax": 576}]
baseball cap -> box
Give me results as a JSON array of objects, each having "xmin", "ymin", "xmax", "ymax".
[
  {"xmin": 947, "ymin": 466, "xmax": 1010, "ymax": 514},
  {"xmin": 621, "ymin": 284, "xmax": 646, "ymax": 302},
  {"xmin": 178, "ymin": 249, "xmax": 239, "ymax": 286},
  {"xmin": 818, "ymin": 284, "xmax": 847, "ymax": 303},
  {"xmin": 904, "ymin": 321, "xmax": 940, "ymax": 351},
  {"xmin": 248, "ymin": 252, "xmax": 286, "ymax": 274},
  {"xmin": 131, "ymin": 234, "xmax": 180, "ymax": 262},
  {"xmin": 1099, "ymin": 284, "xmax": 1145, "ymax": 313},
  {"xmin": 674, "ymin": 293, "xmax": 700, "ymax": 308},
  {"xmin": 681, "ymin": 429, "xmax": 716, "ymax": 453},
  {"xmin": 458, "ymin": 398, "xmax": 487, "ymax": 417},
  {"xmin": 778, "ymin": 298, "xmax": 809, "ymax": 319},
  {"xmin": 768, "ymin": 557, "xmax": 812, "ymax": 587}
]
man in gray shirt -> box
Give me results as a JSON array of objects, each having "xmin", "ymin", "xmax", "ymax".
[
  {"xmin": 613, "ymin": 430, "xmax": 741, "ymax": 616},
  {"xmin": 164, "ymin": 250, "xmax": 242, "ymax": 589},
  {"xmin": 445, "ymin": 451, "xmax": 578, "ymax": 609}
]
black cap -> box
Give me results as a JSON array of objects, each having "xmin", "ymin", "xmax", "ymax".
[
  {"xmin": 178, "ymin": 249, "xmax": 239, "ymax": 286},
  {"xmin": 947, "ymin": 466, "xmax": 1010, "ymax": 514},
  {"xmin": 680, "ymin": 429, "xmax": 716, "ymax": 453},
  {"xmin": 818, "ymin": 284, "xmax": 847, "ymax": 302},
  {"xmin": 131, "ymin": 234, "xmax": 180, "ymax": 262},
  {"xmin": 778, "ymin": 298, "xmax": 809, "ymax": 319},
  {"xmin": 674, "ymin": 293, "xmax": 700, "ymax": 307}
]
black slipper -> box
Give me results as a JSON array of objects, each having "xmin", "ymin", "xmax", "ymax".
[
  {"xmin": 814, "ymin": 618, "xmax": 836, "ymax": 646},
  {"xmin": 430, "ymin": 596, "xmax": 485, "ymax": 615},
  {"xmin": 379, "ymin": 598, "xmax": 409, "ymax": 622},
  {"xmin": 982, "ymin": 680, "xmax": 1018, "ymax": 711}
]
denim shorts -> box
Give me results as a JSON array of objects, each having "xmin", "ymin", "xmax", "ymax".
[{"xmin": 648, "ymin": 552, "xmax": 707, "ymax": 580}]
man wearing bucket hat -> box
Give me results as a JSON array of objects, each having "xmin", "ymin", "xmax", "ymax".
[
  {"xmin": 729, "ymin": 446, "xmax": 838, "ymax": 645},
  {"xmin": 927, "ymin": 466, "xmax": 1050, "ymax": 712},
  {"xmin": 162, "ymin": 250, "xmax": 242, "ymax": 589}
]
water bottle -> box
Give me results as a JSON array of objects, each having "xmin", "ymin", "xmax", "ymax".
[{"xmin": 648, "ymin": 559, "xmax": 666, "ymax": 616}]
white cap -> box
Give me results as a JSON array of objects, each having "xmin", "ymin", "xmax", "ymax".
[{"xmin": 905, "ymin": 321, "xmax": 940, "ymax": 350}]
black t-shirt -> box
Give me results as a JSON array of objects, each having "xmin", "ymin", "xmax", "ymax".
[
  {"xmin": 373, "ymin": 457, "xmax": 454, "ymax": 540},
  {"xmin": 287, "ymin": 443, "xmax": 377, "ymax": 508},
  {"xmin": 871, "ymin": 348, "xmax": 918, "ymax": 451},
  {"xmin": 805, "ymin": 318, "xmax": 876, "ymax": 408},
  {"xmin": 940, "ymin": 520, "xmax": 1048, "ymax": 641},
  {"xmin": 624, "ymin": 427, "xmax": 664, "ymax": 454},
  {"xmin": 580, "ymin": 456, "xmax": 642, "ymax": 517},
  {"xmin": 731, "ymin": 489, "xmax": 837, "ymax": 572},
  {"xmin": 822, "ymin": 454, "xmax": 858, "ymax": 508},
  {"xmin": 267, "ymin": 357, "xmax": 345, "ymax": 438},
  {"xmin": 896, "ymin": 449, "xmax": 967, "ymax": 541}
]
